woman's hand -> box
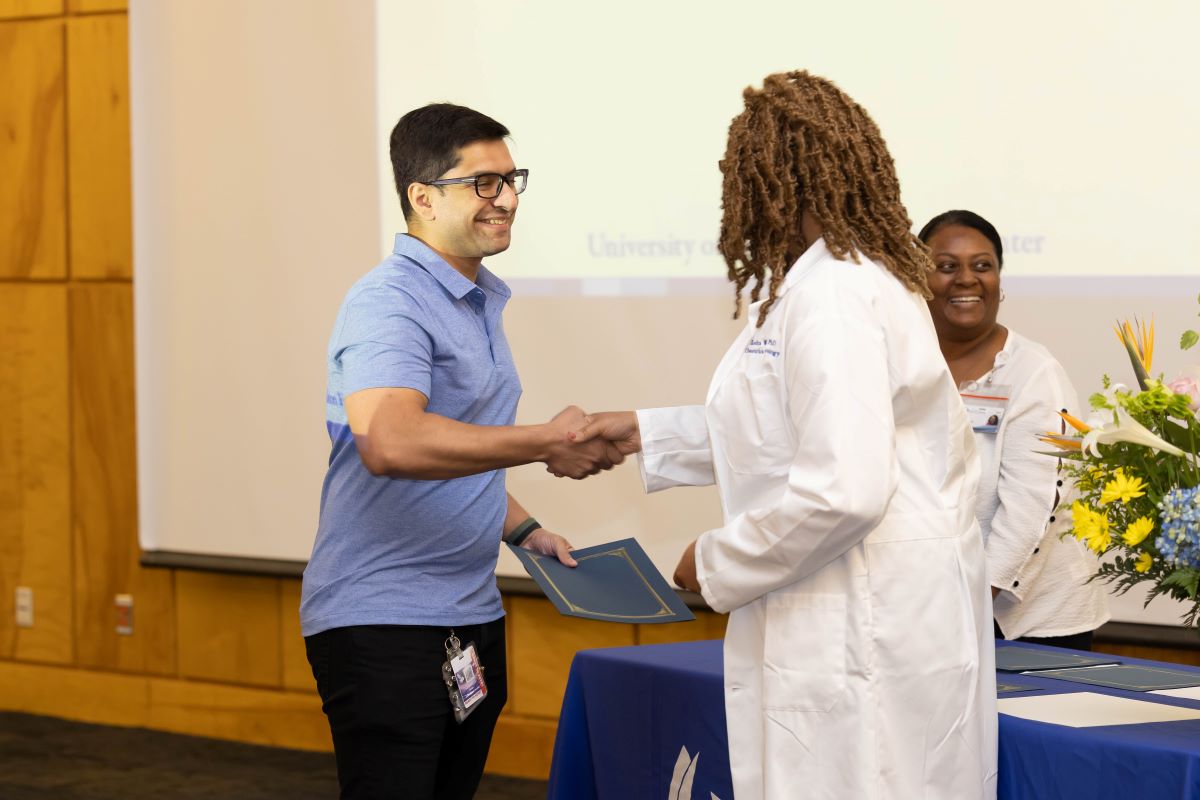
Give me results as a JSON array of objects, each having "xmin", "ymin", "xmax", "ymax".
[
  {"xmin": 673, "ymin": 540, "xmax": 700, "ymax": 593},
  {"xmin": 568, "ymin": 411, "xmax": 642, "ymax": 456}
]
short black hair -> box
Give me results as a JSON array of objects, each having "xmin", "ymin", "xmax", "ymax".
[
  {"xmin": 917, "ymin": 209, "xmax": 1004, "ymax": 268},
  {"xmin": 389, "ymin": 103, "xmax": 509, "ymax": 220}
]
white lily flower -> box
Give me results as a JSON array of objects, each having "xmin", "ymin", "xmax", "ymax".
[
  {"xmin": 1086, "ymin": 383, "xmax": 1130, "ymax": 429},
  {"xmin": 1082, "ymin": 406, "xmax": 1186, "ymax": 458}
]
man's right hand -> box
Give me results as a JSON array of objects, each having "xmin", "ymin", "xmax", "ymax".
[{"xmin": 542, "ymin": 406, "xmax": 623, "ymax": 479}]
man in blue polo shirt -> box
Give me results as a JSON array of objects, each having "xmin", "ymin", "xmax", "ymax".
[{"xmin": 301, "ymin": 104, "xmax": 616, "ymax": 800}]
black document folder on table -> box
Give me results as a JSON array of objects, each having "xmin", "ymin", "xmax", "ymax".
[
  {"xmin": 995, "ymin": 647, "xmax": 1121, "ymax": 673},
  {"xmin": 507, "ymin": 538, "xmax": 695, "ymax": 624}
]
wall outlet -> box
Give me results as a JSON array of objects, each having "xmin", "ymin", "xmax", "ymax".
[
  {"xmin": 115, "ymin": 594, "xmax": 134, "ymax": 635},
  {"xmin": 15, "ymin": 587, "xmax": 33, "ymax": 628}
]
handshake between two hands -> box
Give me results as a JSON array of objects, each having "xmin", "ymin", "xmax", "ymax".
[
  {"xmin": 542, "ymin": 407, "xmax": 641, "ymax": 479},
  {"xmin": 535, "ymin": 407, "xmax": 703, "ymax": 593}
]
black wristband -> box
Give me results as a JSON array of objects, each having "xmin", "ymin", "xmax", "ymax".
[{"xmin": 505, "ymin": 517, "xmax": 542, "ymax": 547}]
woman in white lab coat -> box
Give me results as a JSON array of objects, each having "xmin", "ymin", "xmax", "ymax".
[{"xmin": 573, "ymin": 72, "xmax": 998, "ymax": 799}]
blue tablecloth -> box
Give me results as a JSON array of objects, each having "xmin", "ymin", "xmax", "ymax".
[{"xmin": 548, "ymin": 639, "xmax": 1200, "ymax": 800}]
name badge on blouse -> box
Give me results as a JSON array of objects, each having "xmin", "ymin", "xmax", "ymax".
[{"xmin": 959, "ymin": 383, "xmax": 1011, "ymax": 434}]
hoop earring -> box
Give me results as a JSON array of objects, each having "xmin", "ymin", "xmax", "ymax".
[{"xmin": 1000, "ymin": 288, "xmax": 1007, "ymax": 302}]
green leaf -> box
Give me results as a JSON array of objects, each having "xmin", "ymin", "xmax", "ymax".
[
  {"xmin": 1161, "ymin": 569, "xmax": 1200, "ymax": 599},
  {"xmin": 1159, "ymin": 417, "xmax": 1195, "ymax": 451},
  {"xmin": 1182, "ymin": 330, "xmax": 1199, "ymax": 351},
  {"xmin": 1089, "ymin": 392, "xmax": 1111, "ymax": 410}
]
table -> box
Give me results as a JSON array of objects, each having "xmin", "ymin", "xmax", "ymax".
[{"xmin": 547, "ymin": 639, "xmax": 1200, "ymax": 799}]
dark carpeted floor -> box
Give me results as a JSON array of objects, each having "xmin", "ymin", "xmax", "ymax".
[{"xmin": 0, "ymin": 712, "xmax": 546, "ymax": 799}]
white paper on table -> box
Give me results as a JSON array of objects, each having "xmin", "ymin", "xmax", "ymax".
[
  {"xmin": 1150, "ymin": 686, "xmax": 1200, "ymax": 702},
  {"xmin": 998, "ymin": 691, "xmax": 1200, "ymax": 728}
]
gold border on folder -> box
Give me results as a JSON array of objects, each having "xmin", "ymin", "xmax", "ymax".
[
  {"xmin": 527, "ymin": 547, "xmax": 675, "ymax": 620},
  {"xmin": 1046, "ymin": 664, "xmax": 1200, "ymax": 691}
]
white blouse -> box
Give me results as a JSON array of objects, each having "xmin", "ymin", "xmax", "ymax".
[{"xmin": 972, "ymin": 329, "xmax": 1110, "ymax": 639}]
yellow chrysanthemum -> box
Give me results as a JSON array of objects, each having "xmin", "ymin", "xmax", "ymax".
[
  {"xmin": 1088, "ymin": 522, "xmax": 1113, "ymax": 553},
  {"xmin": 1070, "ymin": 501, "xmax": 1093, "ymax": 541},
  {"xmin": 1099, "ymin": 468, "xmax": 1147, "ymax": 506},
  {"xmin": 1122, "ymin": 517, "xmax": 1155, "ymax": 547},
  {"xmin": 1134, "ymin": 552, "xmax": 1154, "ymax": 573},
  {"xmin": 1071, "ymin": 501, "xmax": 1112, "ymax": 553}
]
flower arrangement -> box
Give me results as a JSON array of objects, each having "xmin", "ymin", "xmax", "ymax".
[{"xmin": 1040, "ymin": 296, "xmax": 1200, "ymax": 625}]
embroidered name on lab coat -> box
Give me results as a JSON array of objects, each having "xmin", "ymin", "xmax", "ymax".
[{"xmin": 745, "ymin": 338, "xmax": 780, "ymax": 357}]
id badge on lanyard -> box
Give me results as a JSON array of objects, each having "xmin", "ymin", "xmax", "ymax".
[
  {"xmin": 960, "ymin": 383, "xmax": 1012, "ymax": 434},
  {"xmin": 442, "ymin": 629, "xmax": 488, "ymax": 724}
]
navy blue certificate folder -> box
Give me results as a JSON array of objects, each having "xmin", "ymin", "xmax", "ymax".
[
  {"xmin": 1035, "ymin": 664, "xmax": 1200, "ymax": 692},
  {"xmin": 994, "ymin": 647, "xmax": 1120, "ymax": 673},
  {"xmin": 507, "ymin": 538, "xmax": 695, "ymax": 624}
]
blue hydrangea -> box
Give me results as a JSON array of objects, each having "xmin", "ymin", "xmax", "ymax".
[{"xmin": 1156, "ymin": 486, "xmax": 1200, "ymax": 569}]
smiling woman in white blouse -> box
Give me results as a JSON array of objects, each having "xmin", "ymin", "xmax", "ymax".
[{"xmin": 919, "ymin": 209, "xmax": 1109, "ymax": 649}]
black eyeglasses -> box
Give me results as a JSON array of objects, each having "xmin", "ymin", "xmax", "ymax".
[{"xmin": 421, "ymin": 169, "xmax": 528, "ymax": 199}]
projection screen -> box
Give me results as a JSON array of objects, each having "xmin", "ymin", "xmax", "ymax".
[{"xmin": 131, "ymin": 0, "xmax": 1200, "ymax": 627}]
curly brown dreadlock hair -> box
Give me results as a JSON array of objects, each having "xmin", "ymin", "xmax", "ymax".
[{"xmin": 719, "ymin": 71, "xmax": 933, "ymax": 326}]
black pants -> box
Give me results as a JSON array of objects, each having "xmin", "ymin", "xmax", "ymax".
[
  {"xmin": 305, "ymin": 619, "xmax": 507, "ymax": 800},
  {"xmin": 994, "ymin": 619, "xmax": 1094, "ymax": 651}
]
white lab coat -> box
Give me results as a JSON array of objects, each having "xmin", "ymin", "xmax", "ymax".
[{"xmin": 637, "ymin": 239, "xmax": 998, "ymax": 800}]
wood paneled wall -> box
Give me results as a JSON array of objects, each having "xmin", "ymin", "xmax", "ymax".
[
  {"xmin": 0, "ymin": 16, "xmax": 65, "ymax": 278},
  {"xmin": 0, "ymin": 286, "xmax": 71, "ymax": 664}
]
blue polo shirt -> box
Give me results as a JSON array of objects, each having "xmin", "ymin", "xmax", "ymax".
[{"xmin": 300, "ymin": 234, "xmax": 521, "ymax": 636}]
